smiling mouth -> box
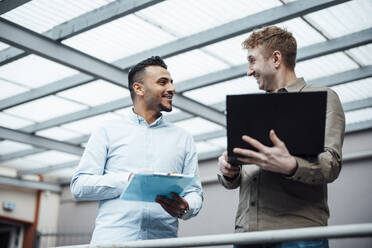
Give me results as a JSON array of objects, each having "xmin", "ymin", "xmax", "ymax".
[{"xmin": 162, "ymin": 95, "xmax": 173, "ymax": 101}]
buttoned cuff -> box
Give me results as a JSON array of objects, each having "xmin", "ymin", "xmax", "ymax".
[
  {"xmin": 183, "ymin": 193, "xmax": 202, "ymax": 220},
  {"xmin": 286, "ymin": 156, "xmax": 315, "ymax": 184},
  {"xmin": 217, "ymin": 173, "xmax": 241, "ymax": 189}
]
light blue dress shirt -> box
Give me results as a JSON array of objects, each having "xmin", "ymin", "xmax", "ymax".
[{"xmin": 70, "ymin": 109, "xmax": 203, "ymax": 244}]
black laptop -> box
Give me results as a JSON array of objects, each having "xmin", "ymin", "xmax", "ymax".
[{"xmin": 226, "ymin": 91, "xmax": 327, "ymax": 165}]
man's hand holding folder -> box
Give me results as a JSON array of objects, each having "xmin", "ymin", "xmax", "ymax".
[{"xmin": 120, "ymin": 172, "xmax": 193, "ymax": 219}]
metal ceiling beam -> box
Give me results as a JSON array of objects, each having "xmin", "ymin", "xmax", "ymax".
[
  {"xmin": 3, "ymin": 25, "xmax": 369, "ymax": 113},
  {"xmin": 0, "ymin": 0, "xmax": 350, "ymax": 111},
  {"xmin": 20, "ymin": 98, "xmax": 133, "ymax": 133},
  {"xmin": 0, "ymin": 17, "xmax": 129, "ymax": 88},
  {"xmin": 0, "ymin": 175, "xmax": 61, "ymax": 192},
  {"xmin": 298, "ymin": 28, "xmax": 372, "ymax": 61},
  {"xmin": 0, "ymin": 18, "xmax": 224, "ymax": 127},
  {"xmin": 0, "ymin": 0, "xmax": 164, "ymax": 65},
  {"xmin": 0, "ymin": 126, "xmax": 84, "ymax": 156},
  {"xmin": 174, "ymin": 30, "xmax": 372, "ymax": 92},
  {"xmin": 2, "ymin": 67, "xmax": 372, "ymax": 163},
  {"xmin": 311, "ymin": 65, "xmax": 372, "ymax": 87},
  {"xmin": 113, "ymin": 0, "xmax": 349, "ymax": 68},
  {"xmin": 3, "ymin": 29, "xmax": 370, "ymax": 114},
  {"xmin": 17, "ymin": 160, "xmax": 79, "ymax": 177},
  {"xmin": 343, "ymin": 97, "xmax": 372, "ymax": 112},
  {"xmin": 17, "ymin": 128, "xmax": 372, "ymax": 176},
  {"xmin": 8, "ymin": 33, "xmax": 371, "ymax": 135},
  {"xmin": 0, "ymin": 0, "xmax": 31, "ymax": 15},
  {"xmin": 0, "ymin": 147, "xmax": 45, "ymax": 162},
  {"xmin": 194, "ymin": 130, "xmax": 226, "ymax": 142},
  {"xmin": 172, "ymin": 95, "xmax": 225, "ymax": 126},
  {"xmin": 346, "ymin": 120, "xmax": 372, "ymax": 133},
  {"xmin": 0, "ymin": 135, "xmax": 88, "ymax": 162},
  {"xmin": 0, "ymin": 74, "xmax": 95, "ymax": 111},
  {"xmin": 0, "ymin": 111, "xmax": 204, "ymax": 163},
  {"xmin": 17, "ymin": 129, "xmax": 227, "ymax": 175}
]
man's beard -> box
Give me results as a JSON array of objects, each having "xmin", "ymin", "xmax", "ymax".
[{"xmin": 160, "ymin": 103, "xmax": 172, "ymax": 112}]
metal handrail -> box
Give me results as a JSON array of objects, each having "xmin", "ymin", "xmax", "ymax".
[{"xmin": 56, "ymin": 223, "xmax": 372, "ymax": 248}]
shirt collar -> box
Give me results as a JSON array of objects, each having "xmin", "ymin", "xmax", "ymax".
[
  {"xmin": 284, "ymin": 77, "xmax": 306, "ymax": 92},
  {"xmin": 129, "ymin": 108, "xmax": 164, "ymax": 127}
]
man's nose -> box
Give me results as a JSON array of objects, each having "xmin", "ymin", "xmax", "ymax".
[{"xmin": 168, "ymin": 83, "xmax": 175, "ymax": 93}]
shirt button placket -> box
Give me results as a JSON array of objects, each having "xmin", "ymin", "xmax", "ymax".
[{"xmin": 248, "ymin": 175, "xmax": 259, "ymax": 231}]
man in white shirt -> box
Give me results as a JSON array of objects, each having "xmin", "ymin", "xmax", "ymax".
[{"xmin": 71, "ymin": 56, "xmax": 203, "ymax": 244}]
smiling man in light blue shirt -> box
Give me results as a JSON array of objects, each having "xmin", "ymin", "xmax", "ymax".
[{"xmin": 70, "ymin": 56, "xmax": 203, "ymax": 244}]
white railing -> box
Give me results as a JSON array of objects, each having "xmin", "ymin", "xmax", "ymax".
[{"xmin": 56, "ymin": 223, "xmax": 372, "ymax": 248}]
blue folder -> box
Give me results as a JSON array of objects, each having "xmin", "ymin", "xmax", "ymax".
[{"xmin": 120, "ymin": 173, "xmax": 195, "ymax": 202}]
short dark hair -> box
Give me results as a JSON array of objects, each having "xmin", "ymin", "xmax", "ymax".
[
  {"xmin": 242, "ymin": 26, "xmax": 297, "ymax": 70},
  {"xmin": 128, "ymin": 56, "xmax": 167, "ymax": 100}
]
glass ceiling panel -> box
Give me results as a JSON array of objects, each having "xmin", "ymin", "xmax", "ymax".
[
  {"xmin": 0, "ymin": 141, "xmax": 33, "ymax": 155},
  {"xmin": 0, "ymin": 55, "xmax": 78, "ymax": 88},
  {"xmin": 4, "ymin": 95, "xmax": 87, "ymax": 122},
  {"xmin": 166, "ymin": 49, "xmax": 229, "ymax": 83},
  {"xmin": 63, "ymin": 15, "xmax": 176, "ymax": 63},
  {"xmin": 276, "ymin": 18, "xmax": 326, "ymax": 48},
  {"xmin": 136, "ymin": 0, "xmax": 281, "ymax": 38},
  {"xmin": 0, "ymin": 41, "xmax": 10, "ymax": 51},
  {"xmin": 0, "ymin": 112, "xmax": 35, "ymax": 129},
  {"xmin": 174, "ymin": 117, "xmax": 223, "ymax": 136},
  {"xmin": 184, "ymin": 77, "xmax": 262, "ymax": 105},
  {"xmin": 202, "ymin": 34, "xmax": 250, "ymax": 66},
  {"xmin": 0, "ymin": 167, "xmax": 17, "ymax": 178},
  {"xmin": 196, "ymin": 141, "xmax": 220, "ymax": 154},
  {"xmin": 208, "ymin": 137, "xmax": 227, "ymax": 149},
  {"xmin": 1, "ymin": 150, "xmax": 80, "ymax": 171},
  {"xmin": 203, "ymin": 17, "xmax": 326, "ymax": 67},
  {"xmin": 57, "ymin": 80, "xmax": 130, "ymax": 106},
  {"xmin": 2, "ymin": 0, "xmax": 114, "ymax": 34},
  {"xmin": 303, "ymin": 0, "xmax": 372, "ymax": 39},
  {"xmin": 345, "ymin": 107, "xmax": 372, "ymax": 125},
  {"xmin": 295, "ymin": 52, "xmax": 358, "ymax": 81},
  {"xmin": 61, "ymin": 112, "xmax": 121, "ymax": 135},
  {"xmin": 22, "ymin": 150, "xmax": 80, "ymax": 165},
  {"xmin": 332, "ymin": 78, "xmax": 372, "ymax": 104},
  {"xmin": 346, "ymin": 44, "xmax": 372, "ymax": 66},
  {"xmin": 36, "ymin": 127, "xmax": 84, "ymax": 142},
  {"xmin": 114, "ymin": 106, "xmax": 133, "ymax": 117},
  {"xmin": 0, "ymin": 157, "xmax": 44, "ymax": 171},
  {"xmin": 44, "ymin": 167, "xmax": 75, "ymax": 179},
  {"xmin": 0, "ymin": 79, "xmax": 29, "ymax": 100}
]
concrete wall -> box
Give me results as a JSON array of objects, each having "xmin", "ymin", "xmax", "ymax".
[
  {"xmin": 56, "ymin": 129, "xmax": 372, "ymax": 247},
  {"xmin": 0, "ymin": 186, "xmax": 36, "ymax": 223}
]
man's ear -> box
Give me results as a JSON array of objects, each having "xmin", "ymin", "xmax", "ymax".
[
  {"xmin": 272, "ymin": 50, "xmax": 282, "ymax": 69},
  {"xmin": 133, "ymin": 82, "xmax": 144, "ymax": 97}
]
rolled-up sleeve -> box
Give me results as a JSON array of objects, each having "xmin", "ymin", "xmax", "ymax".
[
  {"xmin": 288, "ymin": 89, "xmax": 345, "ymax": 184},
  {"xmin": 181, "ymin": 136, "xmax": 203, "ymax": 220},
  {"xmin": 71, "ymin": 126, "xmax": 130, "ymax": 201}
]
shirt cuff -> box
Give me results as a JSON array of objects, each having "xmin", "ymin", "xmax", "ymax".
[
  {"xmin": 217, "ymin": 173, "xmax": 241, "ymax": 189},
  {"xmin": 286, "ymin": 156, "xmax": 314, "ymax": 183},
  {"xmin": 183, "ymin": 192, "xmax": 202, "ymax": 220}
]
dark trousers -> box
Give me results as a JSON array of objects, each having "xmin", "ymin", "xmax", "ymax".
[{"xmin": 233, "ymin": 239, "xmax": 329, "ymax": 248}]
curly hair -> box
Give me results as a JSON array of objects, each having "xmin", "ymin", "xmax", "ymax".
[
  {"xmin": 242, "ymin": 26, "xmax": 297, "ymax": 70},
  {"xmin": 128, "ymin": 56, "xmax": 167, "ymax": 99}
]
